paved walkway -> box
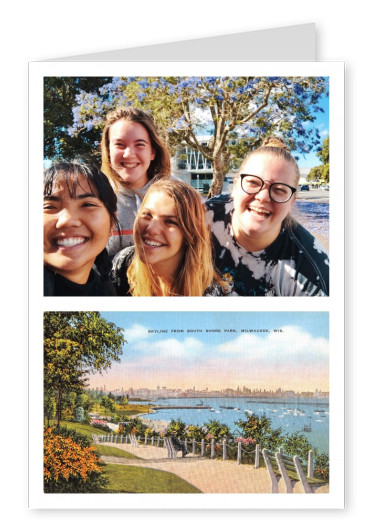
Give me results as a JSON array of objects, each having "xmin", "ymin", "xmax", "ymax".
[{"xmin": 99, "ymin": 442, "xmax": 329, "ymax": 494}]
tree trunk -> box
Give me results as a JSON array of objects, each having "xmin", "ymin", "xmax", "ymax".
[
  {"xmin": 207, "ymin": 152, "xmax": 228, "ymax": 198},
  {"xmin": 56, "ymin": 389, "xmax": 62, "ymax": 427}
]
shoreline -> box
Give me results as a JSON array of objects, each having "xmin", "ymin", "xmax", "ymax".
[{"xmin": 136, "ymin": 415, "xmax": 170, "ymax": 433}]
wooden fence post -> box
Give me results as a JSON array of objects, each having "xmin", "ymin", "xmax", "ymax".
[
  {"xmin": 201, "ymin": 439, "xmax": 205, "ymax": 457},
  {"xmin": 184, "ymin": 438, "xmax": 188, "ymax": 453},
  {"xmin": 210, "ymin": 439, "xmax": 215, "ymax": 459},
  {"xmin": 151, "ymin": 436, "xmax": 154, "ymax": 447},
  {"xmin": 294, "ymin": 456, "xmax": 313, "ymax": 493},
  {"xmin": 237, "ymin": 442, "xmax": 242, "ymax": 464},
  {"xmin": 307, "ymin": 450, "xmax": 313, "ymax": 478},
  {"xmin": 223, "ymin": 439, "xmax": 227, "ymax": 461},
  {"xmin": 157, "ymin": 436, "xmax": 160, "ymax": 447},
  {"xmin": 262, "ymin": 449, "xmax": 279, "ymax": 493},
  {"xmin": 276, "ymin": 452, "xmax": 293, "ymax": 493},
  {"xmin": 254, "ymin": 444, "xmax": 260, "ymax": 469},
  {"xmin": 192, "ymin": 439, "xmax": 196, "ymax": 455}
]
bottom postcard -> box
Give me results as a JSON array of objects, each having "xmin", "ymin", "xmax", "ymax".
[{"xmin": 31, "ymin": 310, "xmax": 344, "ymax": 509}]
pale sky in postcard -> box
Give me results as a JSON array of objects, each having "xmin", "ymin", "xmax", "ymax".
[{"xmin": 89, "ymin": 312, "xmax": 329, "ymax": 393}]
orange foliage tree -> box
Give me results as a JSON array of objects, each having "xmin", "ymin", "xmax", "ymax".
[{"xmin": 44, "ymin": 427, "xmax": 106, "ymax": 492}]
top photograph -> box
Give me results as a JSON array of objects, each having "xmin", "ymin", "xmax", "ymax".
[{"xmin": 43, "ymin": 75, "xmax": 330, "ymax": 297}]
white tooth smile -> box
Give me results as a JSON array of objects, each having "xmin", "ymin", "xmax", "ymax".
[
  {"xmin": 55, "ymin": 237, "xmax": 86, "ymax": 247},
  {"xmin": 249, "ymin": 206, "xmax": 271, "ymax": 216},
  {"xmin": 144, "ymin": 239, "xmax": 164, "ymax": 247},
  {"xmin": 122, "ymin": 163, "xmax": 138, "ymax": 168}
]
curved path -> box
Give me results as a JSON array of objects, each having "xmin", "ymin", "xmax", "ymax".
[{"xmin": 99, "ymin": 442, "xmax": 329, "ymax": 494}]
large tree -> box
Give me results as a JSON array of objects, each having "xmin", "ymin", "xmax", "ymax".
[
  {"xmin": 44, "ymin": 77, "xmax": 111, "ymax": 161},
  {"xmin": 63, "ymin": 76, "xmax": 328, "ymax": 197},
  {"xmin": 307, "ymin": 135, "xmax": 329, "ymax": 183},
  {"xmin": 44, "ymin": 312, "xmax": 126, "ymax": 426}
]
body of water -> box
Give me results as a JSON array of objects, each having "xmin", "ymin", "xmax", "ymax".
[{"xmin": 140, "ymin": 396, "xmax": 329, "ymax": 454}]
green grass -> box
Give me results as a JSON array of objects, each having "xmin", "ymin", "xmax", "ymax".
[
  {"xmin": 100, "ymin": 464, "xmax": 201, "ymax": 493},
  {"xmin": 60, "ymin": 420, "xmax": 108, "ymax": 437},
  {"xmin": 50, "ymin": 420, "xmax": 201, "ymax": 493},
  {"xmin": 95, "ymin": 403, "xmax": 152, "ymax": 417},
  {"xmin": 95, "ymin": 444, "xmax": 139, "ymax": 459}
]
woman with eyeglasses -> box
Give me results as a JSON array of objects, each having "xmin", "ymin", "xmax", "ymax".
[{"xmin": 206, "ymin": 137, "xmax": 329, "ymax": 296}]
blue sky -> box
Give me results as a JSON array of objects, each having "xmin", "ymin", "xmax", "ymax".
[
  {"xmin": 295, "ymin": 93, "xmax": 329, "ymax": 169},
  {"xmin": 89, "ymin": 312, "xmax": 329, "ymax": 392}
]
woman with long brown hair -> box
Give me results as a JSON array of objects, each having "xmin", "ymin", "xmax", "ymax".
[
  {"xmin": 111, "ymin": 180, "xmax": 224, "ymax": 296},
  {"xmin": 101, "ymin": 106, "xmax": 171, "ymax": 257}
]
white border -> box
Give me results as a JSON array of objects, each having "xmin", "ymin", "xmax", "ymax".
[{"xmin": 29, "ymin": 61, "xmax": 344, "ymax": 509}]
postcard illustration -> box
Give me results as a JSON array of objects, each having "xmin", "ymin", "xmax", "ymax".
[{"xmin": 43, "ymin": 311, "xmax": 329, "ymax": 497}]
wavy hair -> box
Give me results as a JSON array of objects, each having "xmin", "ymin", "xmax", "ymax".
[
  {"xmin": 100, "ymin": 106, "xmax": 171, "ymax": 191},
  {"xmin": 127, "ymin": 180, "xmax": 220, "ymax": 296}
]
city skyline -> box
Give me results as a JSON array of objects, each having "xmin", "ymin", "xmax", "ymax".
[{"xmin": 88, "ymin": 312, "xmax": 329, "ymax": 393}]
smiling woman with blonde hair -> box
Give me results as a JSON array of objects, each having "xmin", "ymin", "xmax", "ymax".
[
  {"xmin": 111, "ymin": 180, "xmax": 224, "ymax": 296},
  {"xmin": 206, "ymin": 136, "xmax": 329, "ymax": 296}
]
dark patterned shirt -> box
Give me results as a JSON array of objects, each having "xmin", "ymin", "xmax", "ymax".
[{"xmin": 205, "ymin": 195, "xmax": 329, "ymax": 297}]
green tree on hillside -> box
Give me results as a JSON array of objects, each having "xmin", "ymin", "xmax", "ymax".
[
  {"xmin": 101, "ymin": 395, "xmax": 116, "ymax": 415},
  {"xmin": 44, "ymin": 312, "xmax": 126, "ymax": 426}
]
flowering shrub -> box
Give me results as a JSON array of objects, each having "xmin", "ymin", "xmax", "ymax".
[
  {"xmin": 235, "ymin": 436, "xmax": 255, "ymax": 446},
  {"xmin": 90, "ymin": 419, "xmax": 111, "ymax": 432},
  {"xmin": 314, "ymin": 453, "xmax": 330, "ymax": 481},
  {"xmin": 144, "ymin": 428, "xmax": 153, "ymax": 439},
  {"xmin": 44, "ymin": 427, "xmax": 106, "ymax": 492}
]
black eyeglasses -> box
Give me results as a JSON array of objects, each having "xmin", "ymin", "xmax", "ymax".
[{"xmin": 240, "ymin": 174, "xmax": 296, "ymax": 203}]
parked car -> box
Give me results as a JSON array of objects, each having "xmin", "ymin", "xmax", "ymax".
[{"xmin": 300, "ymin": 184, "xmax": 310, "ymax": 191}]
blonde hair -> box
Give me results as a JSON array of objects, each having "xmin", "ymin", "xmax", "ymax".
[
  {"xmin": 127, "ymin": 180, "xmax": 219, "ymax": 296},
  {"xmin": 236, "ymin": 136, "xmax": 299, "ymax": 229},
  {"xmin": 100, "ymin": 107, "xmax": 171, "ymax": 191},
  {"xmin": 238, "ymin": 136, "xmax": 301, "ymax": 189}
]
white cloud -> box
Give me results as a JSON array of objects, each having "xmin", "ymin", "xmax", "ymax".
[
  {"xmin": 218, "ymin": 326, "xmax": 329, "ymax": 362},
  {"xmin": 123, "ymin": 324, "xmax": 149, "ymax": 342}
]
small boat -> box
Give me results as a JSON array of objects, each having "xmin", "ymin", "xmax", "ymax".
[{"xmin": 303, "ymin": 423, "xmax": 312, "ymax": 432}]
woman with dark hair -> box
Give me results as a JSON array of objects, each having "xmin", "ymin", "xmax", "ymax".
[
  {"xmin": 43, "ymin": 158, "xmax": 119, "ymax": 296},
  {"xmin": 111, "ymin": 180, "xmax": 225, "ymax": 296},
  {"xmin": 206, "ymin": 137, "xmax": 329, "ymax": 296},
  {"xmin": 101, "ymin": 106, "xmax": 171, "ymax": 257}
]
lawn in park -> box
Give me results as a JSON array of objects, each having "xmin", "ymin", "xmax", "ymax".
[
  {"xmin": 59, "ymin": 420, "xmax": 200, "ymax": 493},
  {"xmin": 101, "ymin": 464, "xmax": 201, "ymax": 493}
]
